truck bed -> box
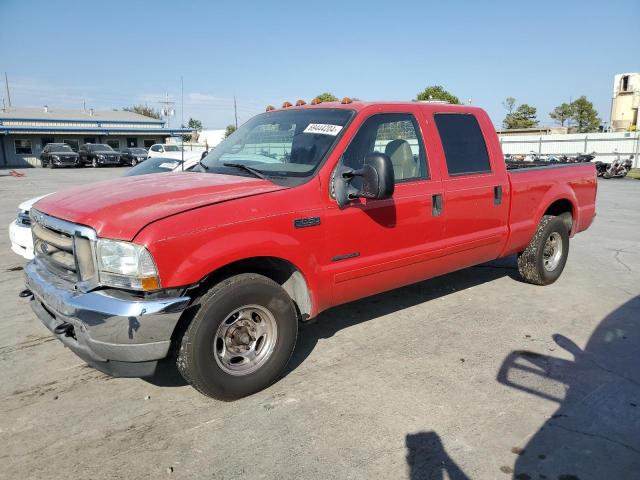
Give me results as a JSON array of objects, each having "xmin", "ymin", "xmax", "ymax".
[{"xmin": 501, "ymin": 161, "xmax": 597, "ymax": 257}]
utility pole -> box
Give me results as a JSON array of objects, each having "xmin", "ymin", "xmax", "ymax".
[
  {"xmin": 234, "ymin": 96, "xmax": 238, "ymax": 129},
  {"xmin": 158, "ymin": 93, "xmax": 175, "ymax": 128},
  {"xmin": 4, "ymin": 72, "xmax": 12, "ymax": 107}
]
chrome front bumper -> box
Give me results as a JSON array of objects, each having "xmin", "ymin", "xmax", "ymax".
[{"xmin": 24, "ymin": 259, "xmax": 190, "ymax": 377}]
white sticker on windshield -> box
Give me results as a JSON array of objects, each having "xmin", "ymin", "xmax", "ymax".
[
  {"xmin": 159, "ymin": 162, "xmax": 178, "ymax": 169},
  {"xmin": 303, "ymin": 123, "xmax": 343, "ymax": 136}
]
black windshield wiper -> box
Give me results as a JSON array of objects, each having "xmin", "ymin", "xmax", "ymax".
[{"xmin": 223, "ymin": 162, "xmax": 269, "ymax": 180}]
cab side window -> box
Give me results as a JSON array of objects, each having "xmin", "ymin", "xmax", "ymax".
[
  {"xmin": 342, "ymin": 113, "xmax": 428, "ymax": 182},
  {"xmin": 434, "ymin": 113, "xmax": 491, "ymax": 176}
]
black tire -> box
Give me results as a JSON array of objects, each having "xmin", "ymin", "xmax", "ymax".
[
  {"xmin": 177, "ymin": 273, "xmax": 298, "ymax": 400},
  {"xmin": 131, "ymin": 159, "xmax": 138, "ymax": 166},
  {"xmin": 49, "ymin": 161, "xmax": 55, "ymax": 169},
  {"xmin": 517, "ymin": 215, "xmax": 569, "ymax": 285},
  {"xmin": 92, "ymin": 158, "xmax": 98, "ymax": 168}
]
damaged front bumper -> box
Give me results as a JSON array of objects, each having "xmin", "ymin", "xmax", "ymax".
[{"xmin": 24, "ymin": 259, "xmax": 190, "ymax": 377}]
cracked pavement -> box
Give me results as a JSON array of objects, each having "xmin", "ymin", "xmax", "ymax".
[{"xmin": 1, "ymin": 168, "xmax": 639, "ymax": 480}]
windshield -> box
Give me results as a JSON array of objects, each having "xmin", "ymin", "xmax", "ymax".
[
  {"xmin": 164, "ymin": 145, "xmax": 181, "ymax": 152},
  {"xmin": 130, "ymin": 148, "xmax": 147, "ymax": 154},
  {"xmin": 200, "ymin": 108, "xmax": 354, "ymax": 180},
  {"xmin": 90, "ymin": 144, "xmax": 113, "ymax": 151},
  {"xmin": 49, "ymin": 144, "xmax": 73, "ymax": 152},
  {"xmin": 122, "ymin": 158, "xmax": 181, "ymax": 176}
]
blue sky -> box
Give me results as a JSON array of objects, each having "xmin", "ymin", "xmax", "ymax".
[{"xmin": 1, "ymin": 0, "xmax": 638, "ymax": 129}]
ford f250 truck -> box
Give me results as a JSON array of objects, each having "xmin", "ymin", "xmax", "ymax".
[{"xmin": 22, "ymin": 100, "xmax": 597, "ymax": 400}]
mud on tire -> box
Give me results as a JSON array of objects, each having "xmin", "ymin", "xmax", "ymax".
[{"xmin": 517, "ymin": 215, "xmax": 569, "ymax": 286}]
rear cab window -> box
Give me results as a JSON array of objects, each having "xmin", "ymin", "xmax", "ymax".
[{"xmin": 434, "ymin": 113, "xmax": 491, "ymax": 176}]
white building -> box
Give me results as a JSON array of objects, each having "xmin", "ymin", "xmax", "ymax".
[
  {"xmin": 610, "ymin": 73, "xmax": 640, "ymax": 132},
  {"xmin": 198, "ymin": 129, "xmax": 227, "ymax": 149}
]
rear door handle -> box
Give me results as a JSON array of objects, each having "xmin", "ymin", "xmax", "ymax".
[
  {"xmin": 494, "ymin": 185, "xmax": 503, "ymax": 206},
  {"xmin": 432, "ymin": 193, "xmax": 443, "ymax": 216}
]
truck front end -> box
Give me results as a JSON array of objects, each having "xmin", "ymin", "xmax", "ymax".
[{"xmin": 23, "ymin": 210, "xmax": 190, "ymax": 377}]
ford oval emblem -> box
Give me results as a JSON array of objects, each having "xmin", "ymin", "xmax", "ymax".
[{"xmin": 40, "ymin": 242, "xmax": 49, "ymax": 254}]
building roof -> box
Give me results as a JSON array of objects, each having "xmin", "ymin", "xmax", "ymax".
[{"xmin": 0, "ymin": 106, "xmax": 163, "ymax": 123}]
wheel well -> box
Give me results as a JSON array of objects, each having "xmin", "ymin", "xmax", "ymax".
[
  {"xmin": 195, "ymin": 257, "xmax": 312, "ymax": 320},
  {"xmin": 544, "ymin": 199, "xmax": 574, "ymax": 233}
]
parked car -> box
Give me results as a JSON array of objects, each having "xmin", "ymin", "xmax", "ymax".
[
  {"xmin": 78, "ymin": 143, "xmax": 121, "ymax": 167},
  {"xmin": 22, "ymin": 101, "xmax": 597, "ymax": 400},
  {"xmin": 147, "ymin": 143, "xmax": 201, "ymax": 161},
  {"xmin": 119, "ymin": 147, "xmax": 148, "ymax": 166},
  {"xmin": 8, "ymin": 194, "xmax": 49, "ymax": 259},
  {"xmin": 40, "ymin": 143, "xmax": 80, "ymax": 168},
  {"xmin": 122, "ymin": 156, "xmax": 200, "ymax": 176}
]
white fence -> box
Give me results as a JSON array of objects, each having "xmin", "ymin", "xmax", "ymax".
[{"xmin": 499, "ymin": 131, "xmax": 640, "ymax": 167}]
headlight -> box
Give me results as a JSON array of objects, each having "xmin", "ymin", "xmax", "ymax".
[
  {"xmin": 51, "ymin": 155, "xmax": 59, "ymax": 160},
  {"xmin": 97, "ymin": 154, "xmax": 104, "ymax": 159},
  {"xmin": 96, "ymin": 239, "xmax": 160, "ymax": 291}
]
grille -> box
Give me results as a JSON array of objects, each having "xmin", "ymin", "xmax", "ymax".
[
  {"xmin": 31, "ymin": 210, "xmax": 98, "ymax": 288},
  {"xmin": 17, "ymin": 211, "xmax": 31, "ymax": 227},
  {"xmin": 32, "ymin": 221, "xmax": 77, "ymax": 280}
]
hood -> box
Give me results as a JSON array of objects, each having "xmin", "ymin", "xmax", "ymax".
[
  {"xmin": 33, "ymin": 172, "xmax": 287, "ymax": 240},
  {"xmin": 92, "ymin": 150, "xmax": 119, "ymax": 155}
]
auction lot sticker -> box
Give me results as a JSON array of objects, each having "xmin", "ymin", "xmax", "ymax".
[{"xmin": 304, "ymin": 124, "xmax": 343, "ymax": 136}]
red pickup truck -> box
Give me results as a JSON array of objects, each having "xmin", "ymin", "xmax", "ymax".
[{"xmin": 23, "ymin": 100, "xmax": 597, "ymax": 399}]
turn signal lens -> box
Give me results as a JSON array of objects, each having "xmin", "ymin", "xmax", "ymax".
[
  {"xmin": 341, "ymin": 97, "xmax": 353, "ymax": 104},
  {"xmin": 295, "ymin": 99, "xmax": 306, "ymax": 106},
  {"xmin": 282, "ymin": 101, "xmax": 292, "ymax": 108},
  {"xmin": 140, "ymin": 276, "xmax": 161, "ymax": 291},
  {"xmin": 265, "ymin": 105, "xmax": 275, "ymax": 111}
]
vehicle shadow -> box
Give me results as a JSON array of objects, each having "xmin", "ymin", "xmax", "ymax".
[
  {"xmin": 496, "ymin": 296, "xmax": 640, "ymax": 479},
  {"xmin": 405, "ymin": 431, "xmax": 470, "ymax": 480},
  {"xmin": 286, "ymin": 255, "xmax": 519, "ymax": 375}
]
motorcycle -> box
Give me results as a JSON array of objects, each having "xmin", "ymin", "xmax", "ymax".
[
  {"xmin": 603, "ymin": 156, "xmax": 634, "ymax": 179},
  {"xmin": 595, "ymin": 161, "xmax": 609, "ymax": 177}
]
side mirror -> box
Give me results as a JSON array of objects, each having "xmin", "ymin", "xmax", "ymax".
[{"xmin": 333, "ymin": 152, "xmax": 395, "ymax": 207}]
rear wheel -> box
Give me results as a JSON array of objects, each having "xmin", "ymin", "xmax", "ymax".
[
  {"xmin": 517, "ymin": 215, "xmax": 569, "ymax": 285},
  {"xmin": 177, "ymin": 273, "xmax": 298, "ymax": 400}
]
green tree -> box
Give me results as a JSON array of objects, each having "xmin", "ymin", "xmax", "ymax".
[
  {"xmin": 122, "ymin": 104, "xmax": 161, "ymax": 119},
  {"xmin": 502, "ymin": 97, "xmax": 516, "ymax": 114},
  {"xmin": 188, "ymin": 118, "xmax": 203, "ymax": 131},
  {"xmin": 569, "ymin": 96, "xmax": 600, "ymax": 132},
  {"xmin": 550, "ymin": 102, "xmax": 574, "ymax": 127},
  {"xmin": 224, "ymin": 124, "xmax": 237, "ymax": 138},
  {"xmin": 415, "ymin": 85, "xmax": 461, "ymax": 104},
  {"xmin": 315, "ymin": 92, "xmax": 338, "ymax": 102},
  {"xmin": 503, "ymin": 103, "xmax": 539, "ymax": 129}
]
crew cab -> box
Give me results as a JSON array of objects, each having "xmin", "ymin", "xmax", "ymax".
[
  {"xmin": 22, "ymin": 100, "xmax": 597, "ymax": 400},
  {"xmin": 40, "ymin": 143, "xmax": 80, "ymax": 168},
  {"xmin": 78, "ymin": 143, "xmax": 121, "ymax": 167}
]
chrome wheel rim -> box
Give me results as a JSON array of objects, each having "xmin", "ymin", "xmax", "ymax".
[
  {"xmin": 213, "ymin": 305, "xmax": 278, "ymax": 376},
  {"xmin": 543, "ymin": 232, "xmax": 563, "ymax": 271}
]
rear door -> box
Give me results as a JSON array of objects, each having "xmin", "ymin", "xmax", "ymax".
[{"xmin": 428, "ymin": 111, "xmax": 510, "ymax": 267}]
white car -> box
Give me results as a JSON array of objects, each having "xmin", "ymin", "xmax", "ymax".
[
  {"xmin": 147, "ymin": 144, "xmax": 201, "ymax": 161},
  {"xmin": 8, "ymin": 194, "xmax": 49, "ymax": 259}
]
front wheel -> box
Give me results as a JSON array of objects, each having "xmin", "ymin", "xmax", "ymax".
[
  {"xmin": 177, "ymin": 273, "xmax": 298, "ymax": 400},
  {"xmin": 517, "ymin": 215, "xmax": 569, "ymax": 285},
  {"xmin": 92, "ymin": 158, "xmax": 98, "ymax": 168},
  {"xmin": 131, "ymin": 159, "xmax": 138, "ymax": 166}
]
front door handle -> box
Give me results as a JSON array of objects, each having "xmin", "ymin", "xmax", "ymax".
[
  {"xmin": 494, "ymin": 185, "xmax": 503, "ymax": 206},
  {"xmin": 432, "ymin": 193, "xmax": 443, "ymax": 216}
]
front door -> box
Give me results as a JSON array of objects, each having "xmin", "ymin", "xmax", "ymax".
[{"xmin": 323, "ymin": 111, "xmax": 444, "ymax": 306}]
